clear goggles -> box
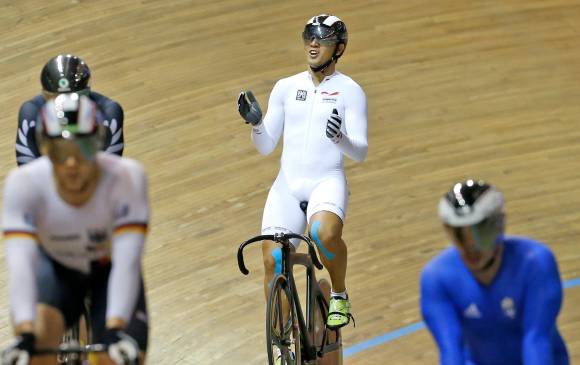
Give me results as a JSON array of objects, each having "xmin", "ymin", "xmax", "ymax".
[
  {"xmin": 448, "ymin": 215, "xmax": 503, "ymax": 252},
  {"xmin": 45, "ymin": 135, "xmax": 100, "ymax": 164},
  {"xmin": 302, "ymin": 25, "xmax": 339, "ymax": 46}
]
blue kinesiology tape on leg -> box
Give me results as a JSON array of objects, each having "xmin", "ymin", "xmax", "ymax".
[
  {"xmin": 268, "ymin": 247, "xmax": 283, "ymax": 289},
  {"xmin": 272, "ymin": 247, "xmax": 282, "ymax": 274},
  {"xmin": 311, "ymin": 221, "xmax": 336, "ymax": 261}
]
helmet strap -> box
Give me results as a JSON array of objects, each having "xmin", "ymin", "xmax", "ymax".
[
  {"xmin": 310, "ymin": 57, "xmax": 334, "ymax": 73},
  {"xmin": 479, "ymin": 255, "xmax": 496, "ymax": 272}
]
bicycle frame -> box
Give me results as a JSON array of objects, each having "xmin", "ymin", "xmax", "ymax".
[
  {"xmin": 284, "ymin": 245, "xmax": 341, "ymax": 361},
  {"xmin": 238, "ymin": 233, "xmax": 341, "ymax": 363}
]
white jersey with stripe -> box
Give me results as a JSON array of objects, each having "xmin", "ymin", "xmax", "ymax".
[
  {"xmin": 251, "ymin": 70, "xmax": 368, "ymax": 181},
  {"xmin": 3, "ymin": 153, "xmax": 148, "ymax": 273}
]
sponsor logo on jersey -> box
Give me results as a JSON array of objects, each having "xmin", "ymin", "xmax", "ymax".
[
  {"xmin": 463, "ymin": 303, "xmax": 482, "ymax": 318},
  {"xmin": 501, "ymin": 297, "xmax": 516, "ymax": 319},
  {"xmin": 50, "ymin": 233, "xmax": 81, "ymax": 242},
  {"xmin": 88, "ymin": 229, "xmax": 109, "ymax": 244},
  {"xmin": 296, "ymin": 90, "xmax": 308, "ymax": 101},
  {"xmin": 321, "ymin": 91, "xmax": 339, "ymax": 103}
]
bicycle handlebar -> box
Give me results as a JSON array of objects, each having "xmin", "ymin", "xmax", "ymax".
[
  {"xmin": 1, "ymin": 343, "xmax": 140, "ymax": 365},
  {"xmin": 237, "ymin": 233, "xmax": 324, "ymax": 275},
  {"xmin": 34, "ymin": 343, "xmax": 107, "ymax": 355}
]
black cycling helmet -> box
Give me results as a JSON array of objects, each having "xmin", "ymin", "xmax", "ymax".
[
  {"xmin": 302, "ymin": 14, "xmax": 348, "ymax": 73},
  {"xmin": 438, "ymin": 179, "xmax": 505, "ymax": 250},
  {"xmin": 40, "ymin": 54, "xmax": 91, "ymax": 93}
]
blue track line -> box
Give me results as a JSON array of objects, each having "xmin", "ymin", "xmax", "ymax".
[
  {"xmin": 344, "ymin": 277, "xmax": 580, "ymax": 358},
  {"xmin": 564, "ymin": 277, "xmax": 580, "ymax": 289}
]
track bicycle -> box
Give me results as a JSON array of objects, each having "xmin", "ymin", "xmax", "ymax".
[{"xmin": 238, "ymin": 232, "xmax": 342, "ymax": 365}]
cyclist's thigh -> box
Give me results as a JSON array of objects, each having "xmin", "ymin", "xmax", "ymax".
[
  {"xmin": 262, "ymin": 177, "xmax": 308, "ymax": 248},
  {"xmin": 306, "ymin": 174, "xmax": 348, "ymax": 224},
  {"xmin": 89, "ymin": 265, "xmax": 149, "ymax": 351},
  {"xmin": 36, "ymin": 249, "xmax": 86, "ymax": 329}
]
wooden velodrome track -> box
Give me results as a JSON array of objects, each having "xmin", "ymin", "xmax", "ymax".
[{"xmin": 0, "ymin": 0, "xmax": 579, "ymax": 363}]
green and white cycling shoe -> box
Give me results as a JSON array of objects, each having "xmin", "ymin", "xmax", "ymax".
[{"xmin": 327, "ymin": 296, "xmax": 355, "ymax": 329}]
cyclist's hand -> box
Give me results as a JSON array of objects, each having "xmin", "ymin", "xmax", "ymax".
[
  {"xmin": 103, "ymin": 329, "xmax": 139, "ymax": 365},
  {"xmin": 326, "ymin": 108, "xmax": 342, "ymax": 143},
  {"xmin": 237, "ymin": 90, "xmax": 263, "ymax": 126},
  {"xmin": 1, "ymin": 333, "xmax": 34, "ymax": 365}
]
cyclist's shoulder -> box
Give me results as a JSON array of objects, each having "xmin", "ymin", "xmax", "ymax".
[
  {"xmin": 89, "ymin": 91, "xmax": 123, "ymax": 114},
  {"xmin": 421, "ymin": 246, "xmax": 461, "ymax": 282},
  {"xmin": 268, "ymin": 72, "xmax": 308, "ymax": 100},
  {"xmin": 332, "ymin": 72, "xmax": 365, "ymax": 94},
  {"xmin": 98, "ymin": 153, "xmax": 146, "ymax": 183},
  {"xmin": 19, "ymin": 95, "xmax": 45, "ymax": 117},
  {"xmin": 5, "ymin": 157, "xmax": 50, "ymax": 189},
  {"xmin": 89, "ymin": 90, "xmax": 115, "ymax": 103},
  {"xmin": 503, "ymin": 235, "xmax": 555, "ymax": 266},
  {"xmin": 274, "ymin": 72, "xmax": 307, "ymax": 88}
]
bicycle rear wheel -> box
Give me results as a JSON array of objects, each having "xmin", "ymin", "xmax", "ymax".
[{"xmin": 267, "ymin": 275, "xmax": 301, "ymax": 365}]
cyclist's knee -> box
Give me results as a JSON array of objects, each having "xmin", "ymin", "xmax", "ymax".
[
  {"xmin": 310, "ymin": 221, "xmax": 343, "ymax": 262},
  {"xmin": 35, "ymin": 304, "xmax": 65, "ymax": 347},
  {"xmin": 263, "ymin": 254, "xmax": 275, "ymax": 272},
  {"xmin": 310, "ymin": 220, "xmax": 341, "ymax": 245},
  {"xmin": 263, "ymin": 246, "xmax": 282, "ymax": 275}
]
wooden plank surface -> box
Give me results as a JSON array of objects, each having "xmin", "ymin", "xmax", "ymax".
[{"xmin": 0, "ymin": 1, "xmax": 578, "ymax": 363}]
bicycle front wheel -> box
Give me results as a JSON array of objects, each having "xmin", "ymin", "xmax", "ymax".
[{"xmin": 267, "ymin": 275, "xmax": 301, "ymax": 365}]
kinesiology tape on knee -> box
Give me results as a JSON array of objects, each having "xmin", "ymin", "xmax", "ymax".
[
  {"xmin": 310, "ymin": 221, "xmax": 336, "ymax": 261},
  {"xmin": 271, "ymin": 247, "xmax": 282, "ymax": 274}
]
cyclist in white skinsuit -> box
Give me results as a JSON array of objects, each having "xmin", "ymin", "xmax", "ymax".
[
  {"xmin": 238, "ymin": 14, "xmax": 368, "ymax": 333},
  {"xmin": 1, "ymin": 94, "xmax": 147, "ymax": 365}
]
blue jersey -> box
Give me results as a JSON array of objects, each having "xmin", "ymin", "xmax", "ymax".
[
  {"xmin": 420, "ymin": 236, "xmax": 569, "ymax": 365},
  {"xmin": 16, "ymin": 91, "xmax": 124, "ymax": 165}
]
